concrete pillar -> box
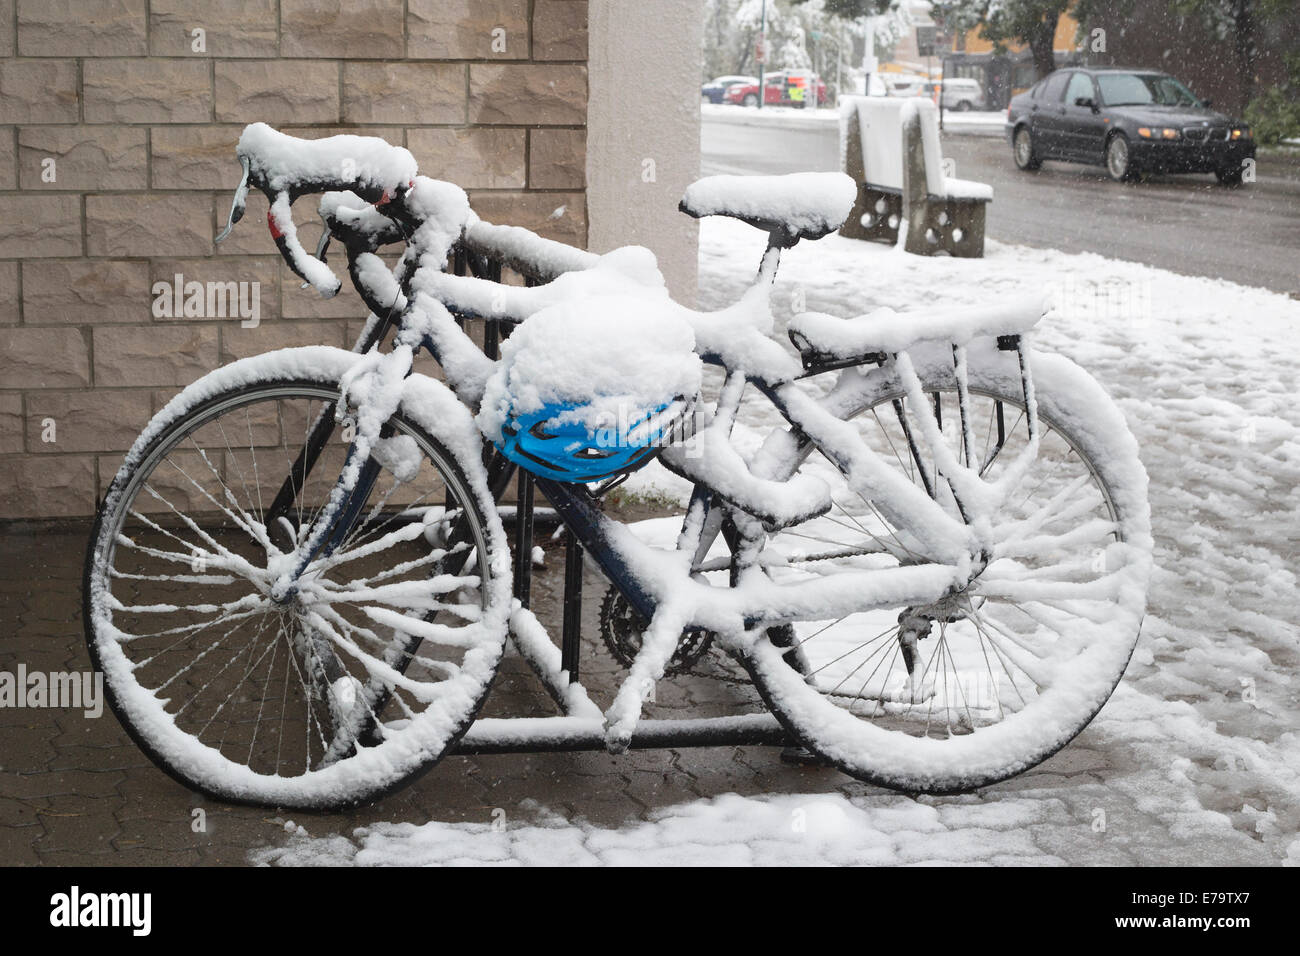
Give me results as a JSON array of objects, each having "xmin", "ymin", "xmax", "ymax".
[{"xmin": 586, "ymin": 0, "xmax": 702, "ymax": 304}]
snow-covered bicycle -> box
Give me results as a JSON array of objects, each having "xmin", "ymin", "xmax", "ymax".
[{"xmin": 83, "ymin": 125, "xmax": 1151, "ymax": 808}]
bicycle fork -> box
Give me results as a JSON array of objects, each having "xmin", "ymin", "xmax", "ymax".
[{"xmin": 268, "ymin": 345, "xmax": 416, "ymax": 605}]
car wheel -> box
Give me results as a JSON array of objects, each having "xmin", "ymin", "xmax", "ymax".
[
  {"xmin": 701, "ymin": 93, "xmax": 711, "ymax": 104},
  {"xmin": 956, "ymin": 100, "xmax": 972, "ymax": 112},
  {"xmin": 1013, "ymin": 126, "xmax": 1041, "ymax": 171},
  {"xmin": 1215, "ymin": 165, "xmax": 1245, "ymax": 187},
  {"xmin": 1106, "ymin": 133, "xmax": 1134, "ymax": 182},
  {"xmin": 743, "ymin": 93, "xmax": 758, "ymax": 107}
]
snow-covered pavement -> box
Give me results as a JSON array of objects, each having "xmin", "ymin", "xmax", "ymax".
[
  {"xmin": 701, "ymin": 101, "xmax": 1006, "ymax": 136},
  {"xmin": 258, "ymin": 219, "xmax": 1299, "ymax": 866}
]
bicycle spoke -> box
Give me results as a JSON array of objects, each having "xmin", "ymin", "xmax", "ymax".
[
  {"xmin": 751, "ymin": 373, "xmax": 1142, "ymax": 767},
  {"xmin": 91, "ymin": 381, "xmax": 502, "ymax": 797}
]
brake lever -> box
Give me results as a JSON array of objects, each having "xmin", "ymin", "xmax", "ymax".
[
  {"xmin": 215, "ymin": 156, "xmax": 251, "ymax": 243},
  {"xmin": 269, "ymin": 191, "xmax": 342, "ymax": 297},
  {"xmin": 303, "ymin": 228, "xmax": 333, "ymax": 289}
]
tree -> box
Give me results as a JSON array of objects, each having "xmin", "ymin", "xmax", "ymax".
[
  {"xmin": 701, "ymin": 0, "xmax": 816, "ymax": 77},
  {"xmin": 1244, "ymin": 51, "xmax": 1300, "ymax": 143},
  {"xmin": 789, "ymin": 0, "xmax": 906, "ymax": 71},
  {"xmin": 790, "ymin": 0, "xmax": 895, "ymax": 16},
  {"xmin": 701, "ymin": 0, "xmax": 787, "ymax": 77},
  {"xmin": 702, "ymin": 0, "xmax": 737, "ymax": 77},
  {"xmin": 930, "ymin": 0, "xmax": 1072, "ymax": 79},
  {"xmin": 1172, "ymin": 0, "xmax": 1291, "ymax": 111},
  {"xmin": 706, "ymin": 0, "xmax": 877, "ymax": 82}
]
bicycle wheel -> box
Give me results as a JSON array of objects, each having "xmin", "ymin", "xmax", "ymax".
[
  {"xmin": 741, "ymin": 341, "xmax": 1151, "ymax": 792},
  {"xmin": 84, "ymin": 347, "xmax": 509, "ymax": 809}
]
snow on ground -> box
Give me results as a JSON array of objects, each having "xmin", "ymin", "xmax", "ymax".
[
  {"xmin": 258, "ymin": 794, "xmax": 1079, "ymax": 866},
  {"xmin": 258, "ymin": 217, "xmax": 1299, "ymax": 866},
  {"xmin": 938, "ymin": 109, "xmax": 1007, "ymax": 130},
  {"xmin": 702, "ymin": 101, "xmax": 1006, "ymax": 134},
  {"xmin": 701, "ymin": 102, "xmax": 840, "ymax": 126}
]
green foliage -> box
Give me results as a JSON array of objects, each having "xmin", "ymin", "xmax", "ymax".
[
  {"xmin": 1244, "ymin": 54, "xmax": 1300, "ymax": 145},
  {"xmin": 1168, "ymin": 0, "xmax": 1294, "ymax": 110}
]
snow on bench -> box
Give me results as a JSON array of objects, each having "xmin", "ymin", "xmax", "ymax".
[
  {"xmin": 841, "ymin": 95, "xmax": 907, "ymax": 193},
  {"xmin": 838, "ymin": 96, "xmax": 992, "ymax": 257}
]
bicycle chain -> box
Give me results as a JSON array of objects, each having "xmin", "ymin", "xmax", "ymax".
[{"xmin": 597, "ymin": 586, "xmax": 714, "ymax": 676}]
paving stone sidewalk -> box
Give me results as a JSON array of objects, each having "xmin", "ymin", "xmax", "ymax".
[{"xmin": 0, "ymin": 512, "xmax": 1127, "ymax": 867}]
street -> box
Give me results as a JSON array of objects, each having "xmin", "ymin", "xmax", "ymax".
[{"xmin": 701, "ymin": 110, "xmax": 1300, "ymax": 295}]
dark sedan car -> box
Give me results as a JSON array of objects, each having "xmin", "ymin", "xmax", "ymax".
[{"xmin": 1006, "ymin": 67, "xmax": 1255, "ymax": 184}]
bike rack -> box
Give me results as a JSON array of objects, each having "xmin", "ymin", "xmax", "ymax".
[
  {"xmin": 448, "ymin": 470, "xmax": 797, "ymax": 755},
  {"xmin": 283, "ymin": 230, "xmax": 841, "ymax": 758},
  {"xmin": 440, "ymin": 291, "xmax": 799, "ymax": 756}
]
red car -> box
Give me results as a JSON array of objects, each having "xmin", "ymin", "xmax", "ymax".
[{"xmin": 725, "ymin": 71, "xmax": 828, "ymax": 108}]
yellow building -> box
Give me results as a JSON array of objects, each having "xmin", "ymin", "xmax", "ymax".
[
  {"xmin": 956, "ymin": 10, "xmax": 1080, "ymax": 59},
  {"xmin": 942, "ymin": 9, "xmax": 1084, "ymax": 108}
]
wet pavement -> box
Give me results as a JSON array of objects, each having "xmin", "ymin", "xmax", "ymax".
[
  {"xmin": 0, "ymin": 499, "xmax": 1128, "ymax": 866},
  {"xmin": 0, "ymin": 505, "xmax": 836, "ymax": 865}
]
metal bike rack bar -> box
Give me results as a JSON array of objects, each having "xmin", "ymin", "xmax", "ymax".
[
  {"xmin": 453, "ymin": 714, "xmax": 793, "ymax": 755},
  {"xmin": 439, "ymin": 240, "xmax": 800, "ymax": 756},
  {"xmin": 561, "ymin": 534, "xmax": 583, "ymax": 682},
  {"xmin": 513, "ymin": 471, "xmax": 535, "ymax": 608}
]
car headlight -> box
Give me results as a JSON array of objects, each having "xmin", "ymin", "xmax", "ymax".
[
  {"xmin": 1138, "ymin": 127, "xmax": 1180, "ymax": 139},
  {"xmin": 1231, "ymin": 127, "xmax": 1250, "ymax": 140},
  {"xmin": 1161, "ymin": 127, "xmax": 1180, "ymax": 139}
]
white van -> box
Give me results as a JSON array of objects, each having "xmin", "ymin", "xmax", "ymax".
[
  {"xmin": 941, "ymin": 77, "xmax": 985, "ymax": 111},
  {"xmin": 882, "ymin": 74, "xmax": 929, "ymax": 98}
]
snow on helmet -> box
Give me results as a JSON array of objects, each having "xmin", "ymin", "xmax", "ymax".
[{"xmin": 478, "ymin": 289, "xmax": 703, "ymax": 484}]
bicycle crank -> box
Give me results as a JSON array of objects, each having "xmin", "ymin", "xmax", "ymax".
[{"xmin": 599, "ymin": 587, "xmax": 714, "ymax": 676}]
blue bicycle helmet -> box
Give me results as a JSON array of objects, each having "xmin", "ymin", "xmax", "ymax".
[{"xmin": 496, "ymin": 398, "xmax": 693, "ymax": 483}]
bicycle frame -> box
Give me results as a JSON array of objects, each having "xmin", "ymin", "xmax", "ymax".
[
  {"xmin": 88, "ymin": 129, "xmax": 1143, "ymax": 803},
  {"xmin": 266, "ymin": 225, "xmax": 1005, "ymax": 693}
]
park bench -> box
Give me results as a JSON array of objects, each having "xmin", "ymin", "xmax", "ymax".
[{"xmin": 838, "ymin": 95, "xmax": 992, "ymax": 257}]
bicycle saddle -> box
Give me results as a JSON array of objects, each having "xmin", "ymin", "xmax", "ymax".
[{"xmin": 678, "ymin": 172, "xmax": 857, "ymax": 245}]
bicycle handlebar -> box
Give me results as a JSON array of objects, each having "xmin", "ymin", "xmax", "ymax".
[
  {"xmin": 218, "ymin": 123, "xmax": 420, "ymax": 296},
  {"xmin": 237, "ymin": 122, "xmax": 418, "ymax": 199},
  {"xmin": 318, "ymin": 191, "xmax": 409, "ymax": 249},
  {"xmin": 216, "ymin": 124, "xmax": 590, "ymax": 317}
]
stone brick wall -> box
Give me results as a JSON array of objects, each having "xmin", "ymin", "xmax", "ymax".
[{"xmin": 0, "ymin": 0, "xmax": 588, "ymax": 519}]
